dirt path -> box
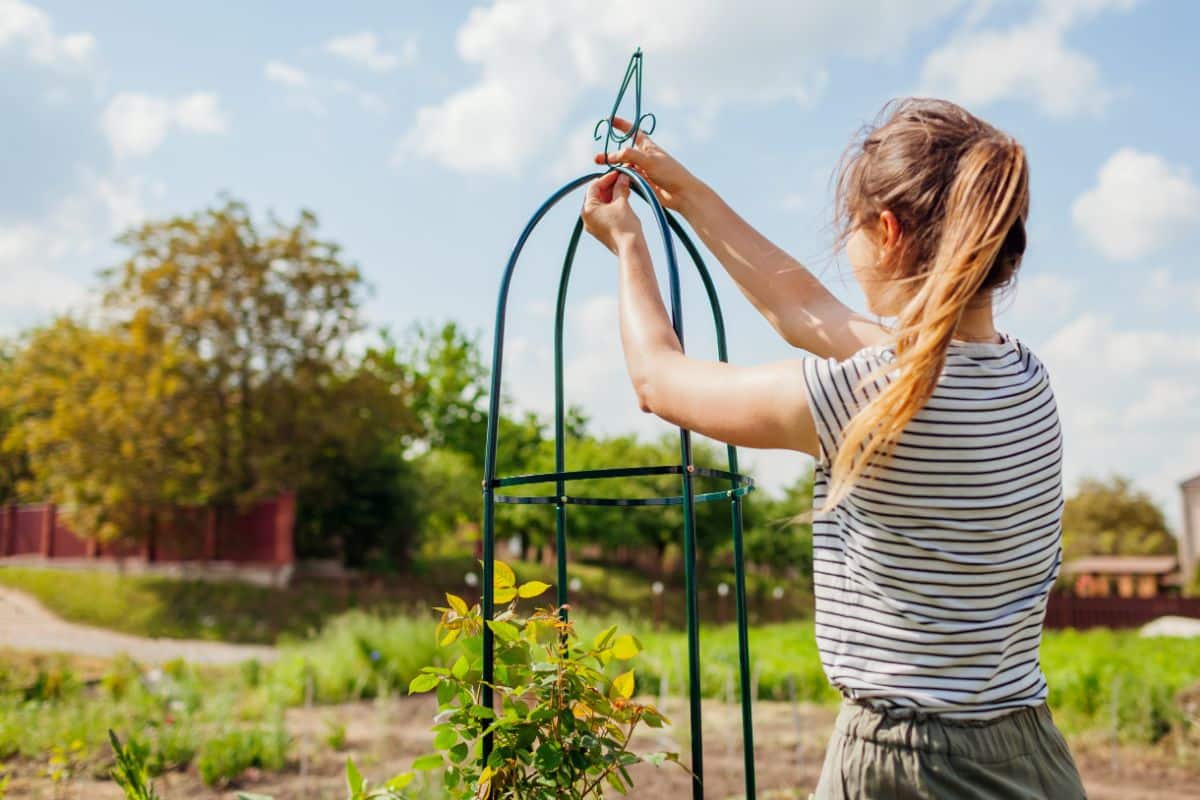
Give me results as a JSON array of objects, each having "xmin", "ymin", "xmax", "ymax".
[
  {"xmin": 0, "ymin": 586, "xmax": 276, "ymax": 665},
  {"xmin": 7, "ymin": 695, "xmax": 1198, "ymax": 799}
]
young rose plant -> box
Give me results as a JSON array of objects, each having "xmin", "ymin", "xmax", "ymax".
[{"xmin": 406, "ymin": 560, "xmax": 683, "ymax": 799}]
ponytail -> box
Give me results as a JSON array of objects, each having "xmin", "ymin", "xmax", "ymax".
[{"xmin": 822, "ymin": 132, "xmax": 1029, "ymax": 512}]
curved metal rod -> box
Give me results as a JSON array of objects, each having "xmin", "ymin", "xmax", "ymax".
[
  {"xmin": 492, "ymin": 464, "xmax": 753, "ymax": 488},
  {"xmin": 481, "ymin": 173, "xmax": 595, "ymax": 764},
  {"xmin": 482, "ymin": 169, "xmax": 707, "ymax": 798},
  {"xmin": 485, "ymin": 166, "xmax": 759, "ymax": 798},
  {"xmin": 661, "ymin": 208, "xmax": 758, "ymax": 799}
]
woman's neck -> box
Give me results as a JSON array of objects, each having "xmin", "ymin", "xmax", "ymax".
[{"xmin": 953, "ymin": 298, "xmax": 1001, "ymax": 343}]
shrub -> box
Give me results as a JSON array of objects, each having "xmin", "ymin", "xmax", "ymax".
[{"xmin": 404, "ymin": 560, "xmax": 683, "ymax": 798}]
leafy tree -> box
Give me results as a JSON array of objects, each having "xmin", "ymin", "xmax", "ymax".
[
  {"xmin": 294, "ymin": 334, "xmax": 423, "ymax": 567},
  {"xmin": 0, "ymin": 317, "xmax": 208, "ymax": 539},
  {"xmin": 399, "ymin": 320, "xmax": 489, "ymax": 462},
  {"xmin": 742, "ymin": 470, "xmax": 814, "ymax": 579},
  {"xmin": 1061, "ymin": 475, "xmax": 1174, "ymax": 559},
  {"xmin": 0, "ymin": 340, "xmax": 32, "ymax": 503},
  {"xmin": 100, "ymin": 196, "xmax": 365, "ymax": 508}
]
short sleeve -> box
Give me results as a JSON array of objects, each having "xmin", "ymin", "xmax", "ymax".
[{"xmin": 800, "ymin": 349, "xmax": 890, "ymax": 467}]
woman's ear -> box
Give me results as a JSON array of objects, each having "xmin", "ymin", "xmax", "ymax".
[{"xmin": 878, "ymin": 209, "xmax": 902, "ymax": 253}]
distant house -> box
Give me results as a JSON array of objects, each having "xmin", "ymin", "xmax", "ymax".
[
  {"xmin": 1181, "ymin": 473, "xmax": 1200, "ymax": 585},
  {"xmin": 1062, "ymin": 555, "xmax": 1181, "ymax": 598}
]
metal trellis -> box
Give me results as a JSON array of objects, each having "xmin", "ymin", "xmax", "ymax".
[{"xmin": 480, "ymin": 47, "xmax": 758, "ymax": 800}]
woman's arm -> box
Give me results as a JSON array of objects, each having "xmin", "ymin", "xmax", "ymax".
[
  {"xmin": 615, "ymin": 231, "xmax": 819, "ymax": 454},
  {"xmin": 680, "ymin": 182, "xmax": 890, "ymax": 360},
  {"xmin": 581, "ymin": 169, "xmax": 819, "ymax": 455},
  {"xmin": 597, "ymin": 116, "xmax": 889, "ymax": 360}
]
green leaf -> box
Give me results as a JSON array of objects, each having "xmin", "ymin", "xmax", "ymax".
[
  {"xmin": 494, "ymin": 585, "xmax": 517, "ymax": 604},
  {"xmin": 411, "ymin": 753, "xmax": 443, "ymax": 771},
  {"xmin": 385, "ymin": 772, "xmax": 415, "ymax": 790},
  {"xmin": 433, "ymin": 726, "xmax": 457, "ymax": 750},
  {"xmin": 487, "ymin": 620, "xmax": 520, "ymax": 642},
  {"xmin": 408, "ymin": 673, "xmax": 439, "ymax": 695},
  {"xmin": 517, "ymin": 580, "xmax": 551, "ymax": 598},
  {"xmin": 451, "ymin": 654, "xmax": 469, "ymax": 680},
  {"xmin": 592, "ymin": 624, "xmax": 618, "ymax": 651},
  {"xmin": 345, "ymin": 757, "xmax": 364, "ymax": 793},
  {"xmin": 612, "ymin": 634, "xmax": 641, "ymax": 660},
  {"xmin": 534, "ymin": 742, "xmax": 563, "ymax": 771}
]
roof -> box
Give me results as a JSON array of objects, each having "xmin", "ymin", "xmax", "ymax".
[
  {"xmin": 1063, "ymin": 555, "xmax": 1179, "ymax": 575},
  {"xmin": 1182, "ymin": 472, "xmax": 1200, "ymax": 490}
]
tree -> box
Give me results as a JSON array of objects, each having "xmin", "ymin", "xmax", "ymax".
[
  {"xmin": 0, "ymin": 340, "xmax": 32, "ymax": 504},
  {"xmin": 293, "ymin": 333, "xmax": 423, "ymax": 567},
  {"xmin": 1061, "ymin": 475, "xmax": 1174, "ymax": 559},
  {"xmin": 100, "ymin": 196, "xmax": 366, "ymax": 508},
  {"xmin": 742, "ymin": 470, "xmax": 814, "ymax": 579},
  {"xmin": 0, "ymin": 317, "xmax": 208, "ymax": 539}
]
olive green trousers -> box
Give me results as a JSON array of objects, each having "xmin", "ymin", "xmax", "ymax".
[{"xmin": 813, "ymin": 699, "xmax": 1087, "ymax": 799}]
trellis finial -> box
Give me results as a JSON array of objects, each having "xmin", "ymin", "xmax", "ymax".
[{"xmin": 593, "ymin": 46, "xmax": 657, "ymax": 165}]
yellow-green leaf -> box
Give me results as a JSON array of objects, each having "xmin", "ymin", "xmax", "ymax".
[
  {"xmin": 611, "ymin": 670, "xmax": 635, "ymax": 700},
  {"xmin": 517, "ymin": 580, "xmax": 551, "ymax": 598},
  {"xmin": 494, "ymin": 586, "xmax": 517, "ymax": 604},
  {"xmin": 612, "ymin": 634, "xmax": 641, "ymax": 660},
  {"xmin": 445, "ymin": 593, "xmax": 469, "ymax": 615},
  {"xmin": 592, "ymin": 624, "xmax": 618, "ymax": 651},
  {"xmin": 493, "ymin": 561, "xmax": 516, "ymax": 588}
]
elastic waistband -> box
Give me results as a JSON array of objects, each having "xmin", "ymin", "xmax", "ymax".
[{"xmin": 834, "ymin": 698, "xmax": 1056, "ymax": 762}]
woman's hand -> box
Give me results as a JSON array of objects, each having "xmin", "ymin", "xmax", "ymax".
[
  {"xmin": 594, "ymin": 116, "xmax": 704, "ymax": 214},
  {"xmin": 582, "ymin": 169, "xmax": 644, "ymax": 255}
]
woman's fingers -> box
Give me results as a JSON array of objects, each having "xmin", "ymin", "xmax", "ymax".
[{"xmin": 607, "ymin": 114, "xmax": 652, "ymax": 146}]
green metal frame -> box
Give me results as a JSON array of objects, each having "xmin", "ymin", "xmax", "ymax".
[{"xmin": 480, "ymin": 48, "xmax": 757, "ymax": 799}]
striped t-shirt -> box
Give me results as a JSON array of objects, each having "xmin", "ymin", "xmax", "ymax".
[{"xmin": 800, "ymin": 331, "xmax": 1063, "ymax": 720}]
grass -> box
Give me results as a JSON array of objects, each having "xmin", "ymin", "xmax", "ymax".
[
  {"xmin": 1, "ymin": 614, "xmax": 1198, "ymax": 788},
  {"xmin": 0, "ymin": 559, "xmax": 813, "ymax": 644},
  {"xmin": 0, "ymin": 562, "xmax": 1197, "ymax": 788}
]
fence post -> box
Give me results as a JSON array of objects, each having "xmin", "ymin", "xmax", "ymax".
[
  {"xmin": 0, "ymin": 504, "xmax": 10, "ymax": 557},
  {"xmin": 40, "ymin": 504, "xmax": 55, "ymax": 558},
  {"xmin": 274, "ymin": 491, "xmax": 296, "ymax": 565},
  {"xmin": 203, "ymin": 507, "xmax": 217, "ymax": 561}
]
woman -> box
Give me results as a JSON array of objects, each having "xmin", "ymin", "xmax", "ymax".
[{"xmin": 580, "ymin": 98, "xmax": 1087, "ymax": 799}]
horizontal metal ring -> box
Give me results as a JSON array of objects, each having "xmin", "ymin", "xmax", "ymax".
[{"xmin": 494, "ymin": 484, "xmax": 754, "ymax": 506}]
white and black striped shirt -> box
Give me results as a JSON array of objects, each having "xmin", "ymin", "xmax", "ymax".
[{"xmin": 800, "ymin": 332, "xmax": 1063, "ymax": 720}]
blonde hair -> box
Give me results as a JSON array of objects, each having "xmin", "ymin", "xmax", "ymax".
[{"xmin": 822, "ymin": 98, "xmax": 1030, "ymax": 511}]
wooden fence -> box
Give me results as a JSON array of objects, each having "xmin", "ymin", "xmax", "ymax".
[
  {"xmin": 0, "ymin": 493, "xmax": 295, "ymax": 566},
  {"xmin": 1045, "ymin": 592, "xmax": 1200, "ymax": 630}
]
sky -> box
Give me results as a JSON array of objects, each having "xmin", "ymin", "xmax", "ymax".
[{"xmin": 2, "ymin": 0, "xmax": 1199, "ymax": 529}]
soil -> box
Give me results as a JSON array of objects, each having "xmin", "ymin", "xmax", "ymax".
[{"xmin": 5, "ymin": 695, "xmax": 1199, "ymax": 799}]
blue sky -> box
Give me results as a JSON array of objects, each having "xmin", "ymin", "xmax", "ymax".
[{"xmin": 3, "ymin": 0, "xmax": 1199, "ymax": 527}]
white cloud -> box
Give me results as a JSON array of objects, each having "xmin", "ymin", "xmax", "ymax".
[
  {"xmin": 1071, "ymin": 149, "xmax": 1200, "ymax": 261},
  {"xmin": 173, "ymin": 92, "xmax": 230, "ymax": 134},
  {"xmin": 263, "ymin": 59, "xmax": 386, "ymax": 115},
  {"xmin": 324, "ymin": 31, "xmax": 409, "ymax": 72},
  {"xmin": 1136, "ymin": 267, "xmax": 1200, "ymax": 312},
  {"xmin": 1001, "ymin": 272, "xmax": 1079, "ymax": 322},
  {"xmin": 919, "ymin": 0, "xmax": 1136, "ymax": 117},
  {"xmin": 265, "ymin": 59, "xmax": 309, "ymax": 88},
  {"xmin": 100, "ymin": 91, "xmax": 231, "ymax": 158},
  {"xmin": 396, "ymin": 0, "xmax": 962, "ymax": 175},
  {"xmin": 0, "ymin": 172, "xmax": 159, "ymax": 329},
  {"xmin": 0, "ymin": 0, "xmax": 94, "ymax": 68},
  {"xmin": 1037, "ymin": 312, "xmax": 1200, "ymax": 528}
]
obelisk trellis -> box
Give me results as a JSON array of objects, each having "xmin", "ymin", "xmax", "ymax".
[{"xmin": 479, "ymin": 47, "xmax": 758, "ymax": 800}]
